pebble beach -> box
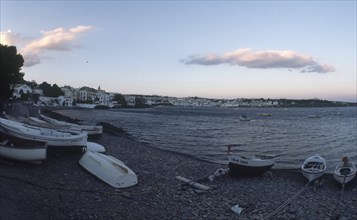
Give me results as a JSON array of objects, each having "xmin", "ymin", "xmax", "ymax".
[{"xmin": 0, "ymin": 106, "xmax": 356, "ymax": 220}]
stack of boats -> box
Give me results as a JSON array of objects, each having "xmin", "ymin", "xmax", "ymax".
[
  {"xmin": 227, "ymin": 146, "xmax": 356, "ymax": 185},
  {"xmin": 0, "ymin": 114, "xmax": 138, "ymax": 189}
]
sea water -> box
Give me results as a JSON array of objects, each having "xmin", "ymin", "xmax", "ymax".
[{"xmin": 57, "ymin": 106, "xmax": 357, "ymax": 172}]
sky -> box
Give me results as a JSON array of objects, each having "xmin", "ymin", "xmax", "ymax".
[{"xmin": 1, "ymin": 1, "xmax": 356, "ymax": 102}]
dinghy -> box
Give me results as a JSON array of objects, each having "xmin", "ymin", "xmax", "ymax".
[
  {"xmin": 79, "ymin": 151, "xmax": 138, "ymax": 188},
  {"xmin": 40, "ymin": 114, "xmax": 103, "ymax": 135},
  {"xmin": 0, "ymin": 117, "xmax": 87, "ymax": 147},
  {"xmin": 0, "ymin": 131, "xmax": 47, "ymax": 162},
  {"xmin": 227, "ymin": 145, "xmax": 276, "ymax": 176},
  {"xmin": 333, "ymin": 156, "xmax": 356, "ymax": 185},
  {"xmin": 86, "ymin": 142, "xmax": 106, "ymax": 153},
  {"xmin": 301, "ymin": 155, "xmax": 326, "ymax": 182},
  {"xmin": 228, "ymin": 154, "xmax": 275, "ymax": 176}
]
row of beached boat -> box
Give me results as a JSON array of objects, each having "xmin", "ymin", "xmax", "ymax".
[
  {"xmin": 0, "ymin": 115, "xmax": 138, "ymax": 189},
  {"xmin": 227, "ymin": 145, "xmax": 356, "ymax": 186}
]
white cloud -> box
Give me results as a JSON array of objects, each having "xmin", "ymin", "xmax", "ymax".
[
  {"xmin": 1, "ymin": 26, "xmax": 93, "ymax": 67},
  {"xmin": 182, "ymin": 48, "xmax": 335, "ymax": 73},
  {"xmin": 0, "ymin": 30, "xmax": 32, "ymax": 46}
]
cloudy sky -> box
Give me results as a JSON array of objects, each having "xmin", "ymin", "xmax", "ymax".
[{"xmin": 1, "ymin": 1, "xmax": 356, "ymax": 102}]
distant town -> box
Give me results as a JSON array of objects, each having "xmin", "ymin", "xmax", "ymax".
[{"xmin": 11, "ymin": 83, "xmax": 356, "ymax": 108}]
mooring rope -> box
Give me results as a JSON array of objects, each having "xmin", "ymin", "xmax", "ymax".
[
  {"xmin": 263, "ymin": 182, "xmax": 310, "ymax": 220},
  {"xmin": 337, "ymin": 175, "xmax": 347, "ymax": 213}
]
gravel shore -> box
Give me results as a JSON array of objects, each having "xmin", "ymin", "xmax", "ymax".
[{"xmin": 1, "ymin": 107, "xmax": 356, "ymax": 220}]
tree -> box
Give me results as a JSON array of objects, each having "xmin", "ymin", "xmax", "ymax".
[
  {"xmin": 25, "ymin": 80, "xmax": 38, "ymax": 89},
  {"xmin": 134, "ymin": 96, "xmax": 148, "ymax": 108},
  {"xmin": 39, "ymin": 82, "xmax": 64, "ymax": 97},
  {"xmin": 50, "ymin": 84, "xmax": 64, "ymax": 97},
  {"xmin": 113, "ymin": 93, "xmax": 127, "ymax": 107},
  {"xmin": 0, "ymin": 44, "xmax": 25, "ymax": 101}
]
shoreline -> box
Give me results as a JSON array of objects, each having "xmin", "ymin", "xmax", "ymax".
[{"xmin": 0, "ymin": 107, "xmax": 356, "ymax": 219}]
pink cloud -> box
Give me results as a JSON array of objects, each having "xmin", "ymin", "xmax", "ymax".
[
  {"xmin": 1, "ymin": 26, "xmax": 93, "ymax": 67},
  {"xmin": 182, "ymin": 48, "xmax": 335, "ymax": 73}
]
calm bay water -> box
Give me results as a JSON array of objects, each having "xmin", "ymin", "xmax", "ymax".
[{"xmin": 57, "ymin": 106, "xmax": 357, "ymax": 172}]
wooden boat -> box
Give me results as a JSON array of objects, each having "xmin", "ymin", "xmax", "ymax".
[
  {"xmin": 228, "ymin": 154, "xmax": 275, "ymax": 176},
  {"xmin": 40, "ymin": 114, "xmax": 103, "ymax": 135},
  {"xmin": 0, "ymin": 131, "xmax": 47, "ymax": 162},
  {"xmin": 0, "ymin": 117, "xmax": 87, "ymax": 147},
  {"xmin": 5, "ymin": 114, "xmax": 71, "ymax": 131},
  {"xmin": 227, "ymin": 145, "xmax": 276, "ymax": 176},
  {"xmin": 333, "ymin": 157, "xmax": 356, "ymax": 185},
  {"xmin": 301, "ymin": 155, "xmax": 326, "ymax": 182},
  {"xmin": 79, "ymin": 151, "xmax": 138, "ymax": 188}
]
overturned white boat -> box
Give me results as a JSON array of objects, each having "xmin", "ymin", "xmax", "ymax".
[
  {"xmin": 0, "ymin": 117, "xmax": 87, "ymax": 148},
  {"xmin": 86, "ymin": 142, "xmax": 106, "ymax": 153},
  {"xmin": 40, "ymin": 114, "xmax": 103, "ymax": 135},
  {"xmin": 79, "ymin": 151, "xmax": 137, "ymax": 188},
  {"xmin": 0, "ymin": 131, "xmax": 47, "ymax": 162},
  {"xmin": 301, "ymin": 155, "xmax": 326, "ymax": 182},
  {"xmin": 333, "ymin": 157, "xmax": 356, "ymax": 185}
]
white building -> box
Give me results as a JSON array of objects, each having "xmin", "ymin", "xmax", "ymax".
[
  {"xmin": 94, "ymin": 86, "xmax": 111, "ymax": 105},
  {"xmin": 12, "ymin": 84, "xmax": 32, "ymax": 99},
  {"xmin": 61, "ymin": 86, "xmax": 78, "ymax": 102},
  {"xmin": 79, "ymin": 87, "xmax": 97, "ymax": 102},
  {"xmin": 57, "ymin": 96, "xmax": 73, "ymax": 106}
]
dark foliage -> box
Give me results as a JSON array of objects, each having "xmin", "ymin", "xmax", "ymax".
[
  {"xmin": 0, "ymin": 44, "xmax": 25, "ymax": 100},
  {"xmin": 113, "ymin": 93, "xmax": 127, "ymax": 107},
  {"xmin": 39, "ymin": 82, "xmax": 64, "ymax": 97}
]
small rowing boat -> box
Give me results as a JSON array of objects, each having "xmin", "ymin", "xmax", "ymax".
[
  {"xmin": 333, "ymin": 156, "xmax": 356, "ymax": 185},
  {"xmin": 40, "ymin": 114, "xmax": 103, "ymax": 135},
  {"xmin": 227, "ymin": 145, "xmax": 276, "ymax": 176},
  {"xmin": 301, "ymin": 155, "xmax": 326, "ymax": 182},
  {"xmin": 0, "ymin": 131, "xmax": 47, "ymax": 162}
]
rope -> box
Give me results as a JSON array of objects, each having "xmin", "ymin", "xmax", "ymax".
[
  {"xmin": 337, "ymin": 175, "xmax": 347, "ymax": 213},
  {"xmin": 263, "ymin": 182, "xmax": 310, "ymax": 220},
  {"xmin": 0, "ymin": 174, "xmax": 153, "ymax": 196}
]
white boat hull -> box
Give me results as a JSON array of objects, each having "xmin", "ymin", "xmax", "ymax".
[
  {"xmin": 333, "ymin": 162, "xmax": 356, "ymax": 184},
  {"xmin": 0, "ymin": 145, "xmax": 47, "ymax": 161},
  {"xmin": 0, "ymin": 132, "xmax": 47, "ymax": 161},
  {"xmin": 0, "ymin": 118, "xmax": 87, "ymax": 147},
  {"xmin": 86, "ymin": 142, "xmax": 106, "ymax": 153},
  {"xmin": 40, "ymin": 114, "xmax": 103, "ymax": 135},
  {"xmin": 301, "ymin": 155, "xmax": 326, "ymax": 182},
  {"xmin": 79, "ymin": 151, "xmax": 138, "ymax": 188}
]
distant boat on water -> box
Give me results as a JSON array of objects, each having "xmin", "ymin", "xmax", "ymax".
[
  {"xmin": 258, "ymin": 113, "xmax": 272, "ymax": 117},
  {"xmin": 239, "ymin": 114, "xmax": 250, "ymax": 121},
  {"xmin": 307, "ymin": 115, "xmax": 322, "ymax": 118}
]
